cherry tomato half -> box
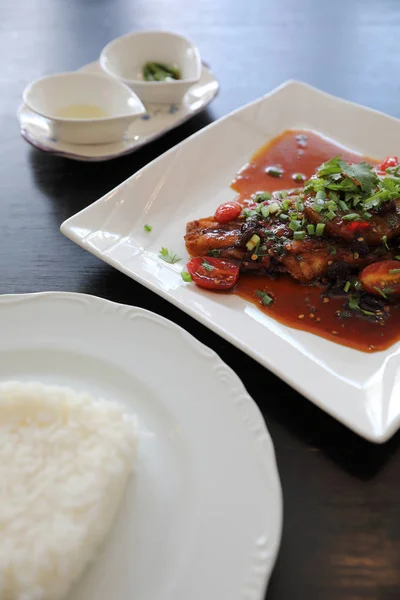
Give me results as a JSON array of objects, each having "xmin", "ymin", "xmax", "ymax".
[
  {"xmin": 214, "ymin": 201, "xmax": 242, "ymax": 224},
  {"xmin": 187, "ymin": 257, "xmax": 239, "ymax": 290},
  {"xmin": 378, "ymin": 156, "xmax": 399, "ymax": 171},
  {"xmin": 360, "ymin": 260, "xmax": 400, "ymax": 297}
]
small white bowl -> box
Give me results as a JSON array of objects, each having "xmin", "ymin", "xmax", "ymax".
[
  {"xmin": 23, "ymin": 72, "xmax": 146, "ymax": 145},
  {"xmin": 100, "ymin": 31, "xmax": 201, "ymax": 105}
]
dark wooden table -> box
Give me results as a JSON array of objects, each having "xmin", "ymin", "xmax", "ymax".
[{"xmin": 3, "ymin": 0, "xmax": 400, "ymax": 597}]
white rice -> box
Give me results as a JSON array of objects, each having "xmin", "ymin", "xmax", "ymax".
[{"xmin": 0, "ymin": 381, "xmax": 137, "ymax": 600}]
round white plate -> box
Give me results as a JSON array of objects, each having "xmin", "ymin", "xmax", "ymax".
[
  {"xmin": 0, "ymin": 292, "xmax": 282, "ymax": 600},
  {"xmin": 18, "ymin": 61, "xmax": 219, "ymax": 162}
]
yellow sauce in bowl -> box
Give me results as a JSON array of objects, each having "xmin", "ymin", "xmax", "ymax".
[{"xmin": 55, "ymin": 104, "xmax": 109, "ymax": 119}]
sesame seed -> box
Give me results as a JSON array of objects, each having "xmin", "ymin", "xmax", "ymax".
[
  {"xmin": 332, "ymin": 330, "xmax": 338, "ymax": 335},
  {"xmin": 316, "ymin": 317, "xmax": 321, "ymax": 322},
  {"xmin": 323, "ymin": 297, "xmax": 329, "ymax": 304},
  {"xmin": 309, "ymin": 313, "xmax": 315, "ymax": 319},
  {"xmin": 357, "ymin": 237, "xmax": 364, "ymax": 242},
  {"xmin": 298, "ymin": 314, "xmax": 305, "ymax": 319}
]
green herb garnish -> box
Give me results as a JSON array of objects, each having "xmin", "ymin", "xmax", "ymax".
[
  {"xmin": 202, "ymin": 260, "xmax": 214, "ymax": 272},
  {"xmin": 159, "ymin": 247, "xmax": 181, "ymax": 264},
  {"xmin": 208, "ymin": 249, "xmax": 220, "ymax": 258},
  {"xmin": 307, "ymin": 224, "xmax": 315, "ymax": 235},
  {"xmin": 373, "ymin": 286, "xmax": 388, "ymax": 299},
  {"xmin": 253, "ymin": 191, "xmax": 272, "ymax": 203},
  {"xmin": 256, "ymin": 290, "xmax": 274, "ymax": 306},
  {"xmin": 348, "ymin": 295, "xmax": 376, "ymax": 316},
  {"xmin": 315, "ymin": 223, "xmax": 325, "ymax": 237},
  {"xmin": 293, "ymin": 172, "xmax": 306, "ymax": 182},
  {"xmin": 389, "ymin": 268, "xmax": 400, "ymax": 274},
  {"xmin": 382, "ymin": 235, "xmax": 390, "ymax": 251},
  {"xmin": 265, "ymin": 165, "xmax": 283, "ymax": 178},
  {"xmin": 181, "ymin": 271, "xmax": 192, "ymax": 282},
  {"xmin": 144, "ymin": 224, "xmax": 152, "ymax": 232},
  {"xmin": 143, "ymin": 62, "xmax": 181, "ymax": 81},
  {"xmin": 289, "ymin": 220, "xmax": 301, "ymax": 232},
  {"xmin": 344, "ymin": 281, "xmax": 351, "ymax": 293}
]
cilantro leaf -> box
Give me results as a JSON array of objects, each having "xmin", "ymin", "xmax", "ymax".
[
  {"xmin": 202, "ymin": 260, "xmax": 214, "ymax": 272},
  {"xmin": 159, "ymin": 247, "xmax": 181, "ymax": 264},
  {"xmin": 316, "ymin": 155, "xmax": 344, "ymax": 177},
  {"xmin": 339, "ymin": 161, "xmax": 378, "ymax": 194},
  {"xmin": 348, "ymin": 295, "xmax": 376, "ymax": 316},
  {"xmin": 208, "ymin": 249, "xmax": 220, "ymax": 257}
]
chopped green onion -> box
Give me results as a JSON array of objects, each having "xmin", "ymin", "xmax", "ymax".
[
  {"xmin": 256, "ymin": 290, "xmax": 274, "ymax": 306},
  {"xmin": 181, "ymin": 271, "xmax": 192, "ymax": 282},
  {"xmin": 265, "ymin": 166, "xmax": 283, "ymax": 178},
  {"xmin": 338, "ymin": 200, "xmax": 349, "ymax": 212},
  {"xmin": 396, "ymin": 255, "xmax": 400, "ymax": 261},
  {"xmin": 243, "ymin": 209, "xmax": 258, "ymax": 219},
  {"xmin": 342, "ymin": 213, "xmax": 361, "ymax": 221},
  {"xmin": 316, "ymin": 190, "xmax": 326, "ymax": 201},
  {"xmin": 282, "ymin": 199, "xmax": 290, "ymax": 211},
  {"xmin": 144, "ymin": 224, "xmax": 152, "ymax": 232},
  {"xmin": 293, "ymin": 172, "xmax": 306, "ymax": 182},
  {"xmin": 307, "ymin": 224, "xmax": 315, "ymax": 235},
  {"xmin": 280, "ymin": 190, "xmax": 288, "ymax": 199},
  {"xmin": 253, "ymin": 192, "xmax": 271, "ymax": 203},
  {"xmin": 373, "ymin": 286, "xmax": 387, "ymax": 299},
  {"xmin": 362, "ymin": 212, "xmax": 372, "ymax": 220},
  {"xmin": 382, "ymin": 235, "xmax": 390, "ymax": 250},
  {"xmin": 312, "ymin": 202, "xmax": 323, "ymax": 213},
  {"xmin": 344, "ymin": 281, "xmax": 351, "ymax": 293},
  {"xmin": 315, "ymin": 223, "xmax": 326, "ymax": 237},
  {"xmin": 261, "ymin": 205, "xmax": 270, "ymax": 218},
  {"xmin": 289, "ymin": 220, "xmax": 301, "ymax": 232},
  {"xmin": 326, "ymin": 210, "xmax": 336, "ymax": 220},
  {"xmin": 246, "ymin": 233, "xmax": 261, "ymax": 251},
  {"xmin": 268, "ymin": 202, "xmax": 280, "ymax": 214},
  {"xmin": 327, "ymin": 200, "xmax": 338, "ymax": 210},
  {"xmin": 279, "ymin": 213, "xmax": 289, "ymax": 221},
  {"xmin": 389, "ymin": 268, "xmax": 400, "ymax": 274},
  {"xmin": 293, "ymin": 231, "xmax": 306, "ymax": 240}
]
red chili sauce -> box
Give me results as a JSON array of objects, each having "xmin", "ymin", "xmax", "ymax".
[{"xmin": 231, "ymin": 130, "xmax": 399, "ymax": 353}]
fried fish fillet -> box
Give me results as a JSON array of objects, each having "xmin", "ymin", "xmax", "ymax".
[{"xmin": 185, "ymin": 216, "xmax": 389, "ymax": 283}]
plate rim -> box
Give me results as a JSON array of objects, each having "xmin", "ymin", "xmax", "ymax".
[
  {"xmin": 61, "ymin": 79, "xmax": 400, "ymax": 443},
  {"xmin": 18, "ymin": 61, "xmax": 219, "ymax": 162},
  {"xmin": 0, "ymin": 290, "xmax": 283, "ymax": 598}
]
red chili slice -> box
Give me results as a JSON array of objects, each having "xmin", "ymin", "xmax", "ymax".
[
  {"xmin": 346, "ymin": 221, "xmax": 370, "ymax": 233},
  {"xmin": 378, "ymin": 156, "xmax": 399, "ymax": 171},
  {"xmin": 187, "ymin": 257, "xmax": 239, "ymax": 290},
  {"xmin": 214, "ymin": 202, "xmax": 242, "ymax": 224}
]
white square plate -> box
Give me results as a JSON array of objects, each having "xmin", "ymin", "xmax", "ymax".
[{"xmin": 61, "ymin": 80, "xmax": 400, "ymax": 443}]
